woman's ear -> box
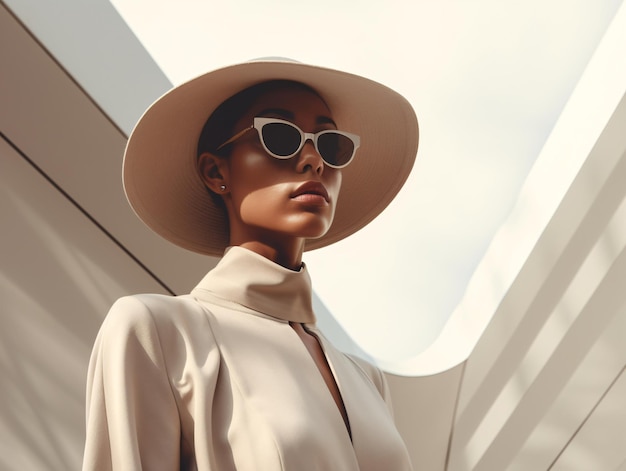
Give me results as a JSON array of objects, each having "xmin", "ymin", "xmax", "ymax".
[{"xmin": 198, "ymin": 152, "xmax": 230, "ymax": 194}]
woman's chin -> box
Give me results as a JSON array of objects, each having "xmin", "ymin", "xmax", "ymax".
[
  {"xmin": 297, "ymin": 222, "xmax": 333, "ymax": 240},
  {"xmin": 277, "ymin": 214, "xmax": 332, "ymax": 240}
]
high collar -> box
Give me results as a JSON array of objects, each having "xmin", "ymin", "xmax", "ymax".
[{"xmin": 191, "ymin": 246, "xmax": 316, "ymax": 324}]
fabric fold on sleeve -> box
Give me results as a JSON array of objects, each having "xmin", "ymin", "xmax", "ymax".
[{"xmin": 83, "ymin": 296, "xmax": 182, "ymax": 470}]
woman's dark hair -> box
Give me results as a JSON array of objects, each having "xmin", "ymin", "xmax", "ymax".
[{"xmin": 196, "ymin": 80, "xmax": 325, "ymax": 158}]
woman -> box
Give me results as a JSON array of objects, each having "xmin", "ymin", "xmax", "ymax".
[{"xmin": 83, "ymin": 58, "xmax": 418, "ymax": 470}]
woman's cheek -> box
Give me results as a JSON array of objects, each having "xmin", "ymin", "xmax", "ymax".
[{"xmin": 237, "ymin": 186, "xmax": 286, "ymax": 226}]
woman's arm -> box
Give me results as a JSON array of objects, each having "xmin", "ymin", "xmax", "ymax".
[{"xmin": 82, "ymin": 296, "xmax": 181, "ymax": 470}]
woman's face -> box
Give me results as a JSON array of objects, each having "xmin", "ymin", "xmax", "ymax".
[{"xmin": 219, "ymin": 86, "xmax": 343, "ymax": 251}]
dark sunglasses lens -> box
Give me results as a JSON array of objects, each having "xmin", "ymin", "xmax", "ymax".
[
  {"xmin": 262, "ymin": 122, "xmax": 301, "ymax": 157},
  {"xmin": 317, "ymin": 133, "xmax": 355, "ymax": 167}
]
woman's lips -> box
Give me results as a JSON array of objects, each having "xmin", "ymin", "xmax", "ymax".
[{"xmin": 291, "ymin": 181, "xmax": 330, "ymax": 204}]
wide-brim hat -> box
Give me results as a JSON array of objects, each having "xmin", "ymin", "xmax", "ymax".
[{"xmin": 123, "ymin": 58, "xmax": 419, "ymax": 257}]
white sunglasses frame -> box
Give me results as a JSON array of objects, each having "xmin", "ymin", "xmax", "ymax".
[{"xmin": 216, "ymin": 117, "xmax": 361, "ymax": 169}]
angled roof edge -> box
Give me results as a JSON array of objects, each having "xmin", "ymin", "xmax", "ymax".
[
  {"xmin": 2, "ymin": 0, "xmax": 171, "ymax": 135},
  {"xmin": 382, "ymin": 2, "xmax": 626, "ymax": 376}
]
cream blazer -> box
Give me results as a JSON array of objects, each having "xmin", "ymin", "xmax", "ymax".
[{"xmin": 83, "ymin": 247, "xmax": 413, "ymax": 470}]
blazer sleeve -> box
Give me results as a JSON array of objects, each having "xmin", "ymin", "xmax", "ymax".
[{"xmin": 82, "ymin": 296, "xmax": 182, "ymax": 470}]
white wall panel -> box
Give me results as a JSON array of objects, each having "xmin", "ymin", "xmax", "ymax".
[
  {"xmin": 2, "ymin": 0, "xmax": 171, "ymax": 134},
  {"xmin": 447, "ymin": 85, "xmax": 626, "ymax": 471},
  {"xmin": 552, "ymin": 367, "xmax": 626, "ymax": 471},
  {"xmin": 0, "ymin": 3, "xmax": 213, "ymax": 297},
  {"xmin": 0, "ymin": 137, "xmax": 168, "ymax": 469}
]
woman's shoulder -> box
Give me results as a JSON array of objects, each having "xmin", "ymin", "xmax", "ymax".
[
  {"xmin": 106, "ymin": 293, "xmax": 207, "ymax": 324},
  {"xmin": 99, "ymin": 293, "xmax": 217, "ymax": 354},
  {"xmin": 344, "ymin": 353, "xmax": 386, "ymax": 392}
]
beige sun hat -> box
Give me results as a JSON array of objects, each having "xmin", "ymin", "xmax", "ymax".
[{"xmin": 123, "ymin": 58, "xmax": 419, "ymax": 257}]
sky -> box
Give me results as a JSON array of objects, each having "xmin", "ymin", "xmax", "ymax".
[{"xmin": 109, "ymin": 0, "xmax": 622, "ymax": 361}]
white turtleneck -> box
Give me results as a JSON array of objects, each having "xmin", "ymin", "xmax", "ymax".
[
  {"xmin": 192, "ymin": 246, "xmax": 316, "ymax": 324},
  {"xmin": 83, "ymin": 246, "xmax": 413, "ymax": 471}
]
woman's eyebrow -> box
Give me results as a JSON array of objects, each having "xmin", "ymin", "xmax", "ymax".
[
  {"xmin": 317, "ymin": 116, "xmax": 337, "ymax": 127},
  {"xmin": 257, "ymin": 108, "xmax": 337, "ymax": 128},
  {"xmin": 258, "ymin": 108, "xmax": 294, "ymax": 119}
]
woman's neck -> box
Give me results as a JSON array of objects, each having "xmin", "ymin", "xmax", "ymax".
[{"xmin": 235, "ymin": 240, "xmax": 304, "ymax": 271}]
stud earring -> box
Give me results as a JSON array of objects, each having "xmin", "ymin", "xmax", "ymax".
[{"xmin": 219, "ymin": 184, "xmax": 227, "ymax": 192}]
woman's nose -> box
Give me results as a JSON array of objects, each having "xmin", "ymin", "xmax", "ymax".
[{"xmin": 296, "ymin": 140, "xmax": 324, "ymax": 175}]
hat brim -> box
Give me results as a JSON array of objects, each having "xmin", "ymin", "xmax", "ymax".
[{"xmin": 123, "ymin": 59, "xmax": 419, "ymax": 256}]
